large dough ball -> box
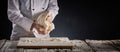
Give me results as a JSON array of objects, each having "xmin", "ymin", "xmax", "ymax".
[{"xmin": 35, "ymin": 11, "xmax": 55, "ymax": 34}]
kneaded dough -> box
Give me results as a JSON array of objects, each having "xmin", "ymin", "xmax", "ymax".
[{"xmin": 35, "ymin": 11, "xmax": 55, "ymax": 34}]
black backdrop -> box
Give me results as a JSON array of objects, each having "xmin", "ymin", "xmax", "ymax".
[{"xmin": 0, "ymin": 0, "xmax": 120, "ymax": 40}]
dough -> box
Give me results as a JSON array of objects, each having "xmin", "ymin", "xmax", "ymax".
[{"xmin": 35, "ymin": 11, "xmax": 55, "ymax": 34}]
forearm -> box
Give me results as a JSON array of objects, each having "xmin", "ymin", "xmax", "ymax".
[
  {"xmin": 7, "ymin": 0, "xmax": 33, "ymax": 32},
  {"xmin": 8, "ymin": 11, "xmax": 33, "ymax": 32}
]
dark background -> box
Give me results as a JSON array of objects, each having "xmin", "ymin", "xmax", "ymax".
[{"xmin": 0, "ymin": 0, "xmax": 119, "ymax": 40}]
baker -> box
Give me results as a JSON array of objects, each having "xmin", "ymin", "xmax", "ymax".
[{"xmin": 7, "ymin": 0, "xmax": 59, "ymax": 40}]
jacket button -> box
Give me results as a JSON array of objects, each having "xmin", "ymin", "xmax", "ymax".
[
  {"xmin": 42, "ymin": 8, "xmax": 44, "ymax": 10},
  {"xmin": 32, "ymin": 9, "xmax": 35, "ymax": 11}
]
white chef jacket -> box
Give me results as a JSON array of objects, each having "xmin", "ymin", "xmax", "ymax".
[{"xmin": 7, "ymin": 0, "xmax": 59, "ymax": 40}]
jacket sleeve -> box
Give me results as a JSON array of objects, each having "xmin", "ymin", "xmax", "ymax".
[
  {"xmin": 7, "ymin": 0, "xmax": 33, "ymax": 32},
  {"xmin": 47, "ymin": 0, "xmax": 59, "ymax": 21}
]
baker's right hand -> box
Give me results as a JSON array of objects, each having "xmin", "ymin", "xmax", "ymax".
[{"xmin": 30, "ymin": 22, "xmax": 47, "ymax": 35}]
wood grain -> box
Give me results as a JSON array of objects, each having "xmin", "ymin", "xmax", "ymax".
[
  {"xmin": 85, "ymin": 40, "xmax": 119, "ymax": 52},
  {"xmin": 0, "ymin": 39, "xmax": 120, "ymax": 52},
  {"xmin": 0, "ymin": 39, "xmax": 6, "ymax": 49}
]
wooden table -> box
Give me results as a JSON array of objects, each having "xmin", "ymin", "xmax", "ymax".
[{"xmin": 0, "ymin": 39, "xmax": 120, "ymax": 52}]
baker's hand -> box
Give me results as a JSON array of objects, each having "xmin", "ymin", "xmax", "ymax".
[
  {"xmin": 46, "ymin": 12, "xmax": 53, "ymax": 23},
  {"xmin": 30, "ymin": 22, "xmax": 48, "ymax": 35}
]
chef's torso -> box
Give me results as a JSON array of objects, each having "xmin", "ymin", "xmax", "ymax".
[{"xmin": 11, "ymin": 0, "xmax": 50, "ymax": 40}]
